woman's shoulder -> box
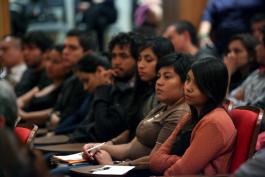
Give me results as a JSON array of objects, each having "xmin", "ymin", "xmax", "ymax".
[
  {"xmin": 198, "ymin": 108, "xmax": 236, "ymax": 134},
  {"xmin": 206, "ymin": 107, "xmax": 230, "ymax": 119}
]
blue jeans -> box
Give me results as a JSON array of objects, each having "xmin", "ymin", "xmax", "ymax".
[{"xmin": 50, "ymin": 162, "xmax": 92, "ymax": 176}]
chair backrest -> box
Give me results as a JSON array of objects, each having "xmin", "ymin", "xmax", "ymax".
[
  {"xmin": 14, "ymin": 124, "xmax": 38, "ymax": 147},
  {"xmin": 229, "ymin": 106, "xmax": 263, "ymax": 173}
]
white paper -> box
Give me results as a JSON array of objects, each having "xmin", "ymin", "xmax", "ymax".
[
  {"xmin": 91, "ymin": 165, "xmax": 135, "ymax": 175},
  {"xmin": 54, "ymin": 152, "xmax": 83, "ymax": 161}
]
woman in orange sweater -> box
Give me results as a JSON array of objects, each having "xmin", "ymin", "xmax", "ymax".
[{"xmin": 150, "ymin": 57, "xmax": 237, "ymax": 175}]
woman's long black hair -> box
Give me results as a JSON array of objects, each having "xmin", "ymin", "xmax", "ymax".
[
  {"xmin": 190, "ymin": 56, "xmax": 229, "ymax": 121},
  {"xmin": 127, "ymin": 37, "xmax": 175, "ymax": 139}
]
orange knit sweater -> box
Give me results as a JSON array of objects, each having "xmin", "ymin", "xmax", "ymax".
[{"xmin": 149, "ymin": 108, "xmax": 237, "ymax": 175}]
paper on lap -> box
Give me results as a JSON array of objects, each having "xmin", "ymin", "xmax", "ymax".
[{"xmin": 53, "ymin": 142, "xmax": 105, "ymax": 164}]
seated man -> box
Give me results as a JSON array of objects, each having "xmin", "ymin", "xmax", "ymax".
[
  {"xmin": 15, "ymin": 31, "xmax": 53, "ymax": 97},
  {"xmin": 0, "ymin": 35, "xmax": 27, "ymax": 87},
  {"xmin": 163, "ymin": 20, "xmax": 218, "ymax": 58}
]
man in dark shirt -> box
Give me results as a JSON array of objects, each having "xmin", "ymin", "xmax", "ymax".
[{"xmin": 15, "ymin": 31, "xmax": 53, "ymax": 96}]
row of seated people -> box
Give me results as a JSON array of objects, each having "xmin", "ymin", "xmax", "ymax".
[{"xmin": 1, "ymin": 20, "xmax": 265, "ymax": 177}]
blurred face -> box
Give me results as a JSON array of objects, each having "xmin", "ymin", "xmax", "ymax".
[
  {"xmin": 0, "ymin": 38, "xmax": 23, "ymax": 69},
  {"xmin": 256, "ymin": 43, "xmax": 265, "ymax": 66},
  {"xmin": 184, "ymin": 70, "xmax": 208, "ymax": 110},
  {"xmin": 45, "ymin": 50, "xmax": 68, "ymax": 80},
  {"xmin": 163, "ymin": 25, "xmax": 185, "ymax": 52},
  {"xmin": 226, "ymin": 40, "xmax": 249, "ymax": 69},
  {"xmin": 156, "ymin": 66, "xmax": 184, "ymax": 105},
  {"xmin": 111, "ymin": 45, "xmax": 136, "ymax": 79},
  {"xmin": 251, "ymin": 21, "xmax": 265, "ymax": 41},
  {"xmin": 137, "ymin": 48, "xmax": 157, "ymax": 82},
  {"xmin": 63, "ymin": 36, "xmax": 84, "ymax": 67},
  {"xmin": 23, "ymin": 44, "xmax": 42, "ymax": 67},
  {"xmin": 78, "ymin": 70, "xmax": 102, "ymax": 93}
]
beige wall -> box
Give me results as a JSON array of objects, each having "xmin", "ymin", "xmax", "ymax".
[
  {"xmin": 162, "ymin": 0, "xmax": 208, "ymax": 31},
  {"xmin": 0, "ymin": 0, "xmax": 11, "ymax": 37}
]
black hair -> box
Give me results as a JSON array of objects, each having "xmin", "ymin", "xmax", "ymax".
[
  {"xmin": 74, "ymin": 53, "xmax": 110, "ymax": 73},
  {"xmin": 262, "ymin": 25, "xmax": 265, "ymax": 45},
  {"xmin": 133, "ymin": 25, "xmax": 158, "ymax": 38},
  {"xmin": 23, "ymin": 31, "xmax": 53, "ymax": 52},
  {"xmin": 173, "ymin": 20, "xmax": 198, "ymax": 46},
  {"xmin": 53, "ymin": 44, "xmax": 64, "ymax": 53},
  {"xmin": 139, "ymin": 37, "xmax": 175, "ymax": 59},
  {"xmin": 227, "ymin": 33, "xmax": 258, "ymax": 62},
  {"xmin": 191, "ymin": 56, "xmax": 228, "ymax": 120},
  {"xmin": 66, "ymin": 29, "xmax": 97, "ymax": 51},
  {"xmin": 156, "ymin": 52, "xmax": 193, "ymax": 83},
  {"xmin": 109, "ymin": 32, "xmax": 143, "ymax": 60},
  {"xmin": 251, "ymin": 13, "xmax": 265, "ymax": 24},
  {"xmin": 135, "ymin": 37, "xmax": 176, "ymax": 93}
]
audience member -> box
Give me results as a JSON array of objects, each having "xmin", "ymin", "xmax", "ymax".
[
  {"xmin": 224, "ymin": 34, "xmax": 258, "ymax": 91},
  {"xmin": 0, "ymin": 36, "xmax": 27, "ymax": 87},
  {"xmin": 251, "ymin": 13, "xmax": 265, "ymax": 41},
  {"xmin": 163, "ymin": 20, "xmax": 217, "ymax": 58},
  {"xmin": 150, "ymin": 57, "xmax": 236, "ymax": 175},
  {"xmin": 15, "ymin": 31, "xmax": 53, "ymax": 97},
  {"xmin": 163, "ymin": 20, "xmax": 198, "ymax": 56}
]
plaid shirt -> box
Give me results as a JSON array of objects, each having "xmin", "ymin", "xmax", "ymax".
[{"xmin": 229, "ymin": 69, "xmax": 265, "ymax": 107}]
